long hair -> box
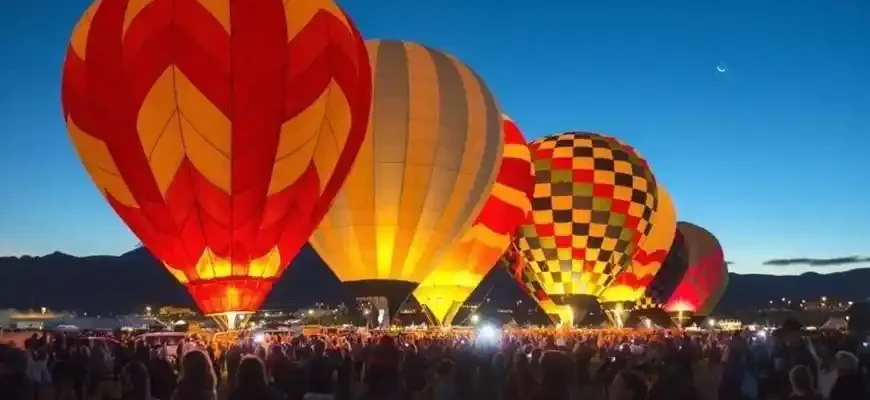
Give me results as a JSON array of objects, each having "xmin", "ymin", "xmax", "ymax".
[
  {"xmin": 177, "ymin": 349, "xmax": 217, "ymax": 391},
  {"xmin": 121, "ymin": 361, "xmax": 152, "ymax": 400},
  {"xmin": 235, "ymin": 356, "xmax": 269, "ymax": 391}
]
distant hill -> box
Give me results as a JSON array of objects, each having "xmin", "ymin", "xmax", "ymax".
[{"xmin": 1, "ymin": 247, "xmax": 868, "ymax": 314}]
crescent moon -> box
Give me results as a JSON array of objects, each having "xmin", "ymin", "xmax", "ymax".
[{"xmin": 716, "ymin": 66, "xmax": 727, "ymax": 73}]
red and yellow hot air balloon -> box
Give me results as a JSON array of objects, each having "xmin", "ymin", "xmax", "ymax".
[
  {"xmin": 599, "ymin": 185, "xmax": 677, "ymax": 327},
  {"xmin": 663, "ymin": 222, "xmax": 726, "ymax": 326},
  {"xmin": 61, "ymin": 0, "xmax": 371, "ymax": 329},
  {"xmin": 413, "ymin": 115, "xmax": 535, "ymax": 325}
]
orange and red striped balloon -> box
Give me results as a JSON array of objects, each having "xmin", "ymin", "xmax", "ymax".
[
  {"xmin": 414, "ymin": 115, "xmax": 535, "ymax": 324},
  {"xmin": 61, "ymin": 0, "xmax": 371, "ymax": 325}
]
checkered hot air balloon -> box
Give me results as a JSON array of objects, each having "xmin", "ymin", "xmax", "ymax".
[
  {"xmin": 516, "ymin": 132, "xmax": 658, "ymax": 323},
  {"xmin": 413, "ymin": 115, "xmax": 535, "ymax": 325},
  {"xmin": 309, "ymin": 40, "xmax": 504, "ymax": 326},
  {"xmin": 599, "ymin": 185, "xmax": 677, "ymax": 327},
  {"xmin": 501, "ymin": 241, "xmax": 568, "ymax": 324},
  {"xmin": 663, "ymin": 222, "xmax": 726, "ymax": 326},
  {"xmin": 62, "ymin": 0, "xmax": 371, "ymax": 329}
]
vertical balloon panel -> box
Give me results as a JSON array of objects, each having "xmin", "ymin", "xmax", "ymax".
[{"xmin": 413, "ymin": 115, "xmax": 534, "ymax": 325}]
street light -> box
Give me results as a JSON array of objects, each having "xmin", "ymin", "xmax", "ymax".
[
  {"xmin": 40, "ymin": 307, "xmax": 47, "ymax": 315},
  {"xmin": 145, "ymin": 306, "xmax": 152, "ymax": 316},
  {"xmin": 470, "ymin": 314, "xmax": 480, "ymax": 324}
]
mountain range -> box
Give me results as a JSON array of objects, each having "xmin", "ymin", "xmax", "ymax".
[{"xmin": 1, "ymin": 246, "xmax": 869, "ymax": 314}]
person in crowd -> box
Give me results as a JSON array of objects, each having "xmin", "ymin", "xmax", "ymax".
[
  {"xmin": 608, "ymin": 369, "xmax": 648, "ymax": 400},
  {"xmin": 227, "ymin": 355, "xmax": 286, "ymax": 400},
  {"xmin": 0, "ymin": 344, "xmax": 32, "ymax": 400},
  {"xmin": 171, "ymin": 349, "xmax": 217, "ymax": 400},
  {"xmin": 788, "ymin": 364, "xmax": 823, "ymax": 400},
  {"xmin": 828, "ymin": 351, "xmax": 866, "ymax": 400},
  {"xmin": 115, "ymin": 361, "xmax": 157, "ymax": 400}
]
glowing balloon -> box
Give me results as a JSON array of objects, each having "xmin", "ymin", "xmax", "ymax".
[
  {"xmin": 413, "ymin": 115, "xmax": 534, "ymax": 325},
  {"xmin": 599, "ymin": 185, "xmax": 676, "ymax": 326},
  {"xmin": 663, "ymin": 222, "xmax": 726, "ymax": 326},
  {"xmin": 62, "ymin": 0, "xmax": 371, "ymax": 329},
  {"xmin": 516, "ymin": 132, "xmax": 658, "ymax": 322},
  {"xmin": 309, "ymin": 40, "xmax": 503, "ymax": 322},
  {"xmin": 698, "ymin": 263, "xmax": 729, "ymax": 316}
]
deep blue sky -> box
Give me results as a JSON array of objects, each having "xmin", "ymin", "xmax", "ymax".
[{"xmin": 0, "ymin": 1, "xmax": 867, "ymax": 275}]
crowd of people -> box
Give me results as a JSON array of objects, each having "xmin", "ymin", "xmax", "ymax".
[{"xmin": 1, "ymin": 324, "xmax": 868, "ymax": 400}]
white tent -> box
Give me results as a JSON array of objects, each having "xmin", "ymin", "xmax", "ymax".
[{"xmin": 821, "ymin": 316, "xmax": 847, "ymax": 330}]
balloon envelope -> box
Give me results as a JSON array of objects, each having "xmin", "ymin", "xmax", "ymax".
[
  {"xmin": 61, "ymin": 0, "xmax": 371, "ymax": 326},
  {"xmin": 663, "ymin": 222, "xmax": 726, "ymax": 314},
  {"xmin": 310, "ymin": 40, "xmax": 503, "ymax": 315},
  {"xmin": 698, "ymin": 263, "xmax": 729, "ymax": 316},
  {"xmin": 600, "ymin": 185, "xmax": 676, "ymax": 303},
  {"xmin": 413, "ymin": 115, "xmax": 534, "ymax": 324},
  {"xmin": 516, "ymin": 132, "xmax": 658, "ymax": 319}
]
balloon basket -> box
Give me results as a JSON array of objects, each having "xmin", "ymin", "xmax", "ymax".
[
  {"xmin": 601, "ymin": 301, "xmax": 634, "ymax": 329},
  {"xmin": 668, "ymin": 310, "xmax": 694, "ymax": 328},
  {"xmin": 208, "ymin": 311, "xmax": 253, "ymax": 331},
  {"xmin": 550, "ymin": 294, "xmax": 597, "ymax": 326}
]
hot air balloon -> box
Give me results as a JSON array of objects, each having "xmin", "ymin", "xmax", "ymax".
[
  {"xmin": 502, "ymin": 243, "xmax": 570, "ymax": 325},
  {"xmin": 698, "ymin": 263, "xmax": 729, "ymax": 316},
  {"xmin": 599, "ymin": 185, "xmax": 677, "ymax": 327},
  {"xmin": 413, "ymin": 115, "xmax": 534, "ymax": 325},
  {"xmin": 61, "ymin": 0, "xmax": 371, "ymax": 329},
  {"xmin": 516, "ymin": 132, "xmax": 658, "ymax": 324},
  {"xmin": 631, "ymin": 227, "xmax": 690, "ymax": 326},
  {"xmin": 663, "ymin": 222, "xmax": 726, "ymax": 326},
  {"xmin": 309, "ymin": 40, "xmax": 503, "ymax": 327}
]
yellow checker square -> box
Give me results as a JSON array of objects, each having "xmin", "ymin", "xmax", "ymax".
[
  {"xmin": 557, "ymin": 133, "xmax": 575, "ymax": 141},
  {"xmin": 538, "ymin": 270, "xmax": 553, "ymax": 284},
  {"xmin": 613, "ymin": 160, "xmax": 633, "ymax": 174},
  {"xmin": 601, "ymin": 236, "xmax": 619, "ymax": 249},
  {"xmin": 572, "ymin": 157, "xmax": 594, "ymax": 170},
  {"xmin": 553, "ymin": 222, "xmax": 572, "ymax": 236},
  {"xmin": 534, "ymin": 182, "xmax": 552, "ymax": 197},
  {"xmin": 645, "ymin": 194, "xmax": 657, "ymax": 209},
  {"xmin": 592, "ymin": 147, "xmax": 613, "ymax": 159},
  {"xmin": 628, "ymin": 202, "xmax": 646, "ymax": 218},
  {"xmin": 592, "ymin": 260, "xmax": 608, "ymax": 274},
  {"xmin": 573, "ymin": 209, "xmax": 592, "ymax": 222},
  {"xmin": 553, "ymin": 146, "xmax": 574, "ymax": 158},
  {"xmin": 551, "ymin": 195, "xmax": 573, "ymax": 210},
  {"xmin": 571, "ymin": 235, "xmax": 588, "ymax": 248},
  {"xmin": 545, "ymin": 259, "xmax": 561, "ymax": 272},
  {"xmin": 530, "ymin": 248, "xmax": 545, "ymax": 261},
  {"xmin": 584, "ymin": 247, "xmax": 599, "ymax": 262},
  {"xmin": 577, "ymin": 273, "xmax": 591, "ymax": 287},
  {"xmin": 537, "ymin": 139, "xmax": 556, "ymax": 150},
  {"xmin": 589, "ymin": 223, "xmax": 607, "ymax": 237},
  {"xmin": 567, "ymin": 259, "xmax": 583, "ymax": 272},
  {"xmin": 612, "ymin": 185, "xmax": 633, "ymax": 201},
  {"xmin": 555, "ymin": 247, "xmax": 572, "ymax": 261},
  {"xmin": 572, "ymin": 137, "xmax": 593, "ymax": 148},
  {"xmin": 637, "ymin": 219, "xmax": 650, "ymax": 234},
  {"xmin": 533, "ymin": 209, "xmax": 554, "ymax": 223},
  {"xmin": 632, "ymin": 175, "xmax": 649, "ymax": 190},
  {"xmin": 594, "ymin": 170, "xmax": 615, "ymax": 184}
]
